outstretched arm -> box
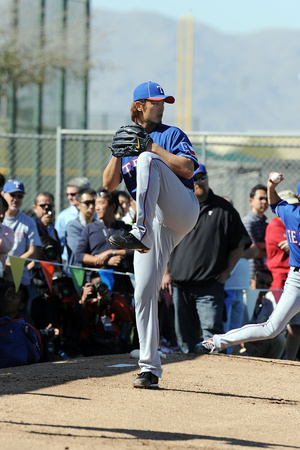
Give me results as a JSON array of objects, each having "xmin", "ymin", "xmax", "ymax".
[{"xmin": 267, "ymin": 172, "xmax": 283, "ymax": 205}]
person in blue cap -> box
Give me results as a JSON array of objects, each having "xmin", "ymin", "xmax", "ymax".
[
  {"xmin": 103, "ymin": 81, "xmax": 199, "ymax": 388},
  {"xmin": 2, "ymin": 179, "xmax": 41, "ymax": 311},
  {"xmin": 163, "ymin": 163, "xmax": 252, "ymax": 354}
]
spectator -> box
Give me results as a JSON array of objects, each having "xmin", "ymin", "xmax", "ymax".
[
  {"xmin": 79, "ymin": 272, "xmax": 134, "ymax": 356},
  {"xmin": 242, "ymin": 184, "xmax": 269, "ymax": 279},
  {"xmin": 31, "ymin": 270, "xmax": 84, "ymax": 360},
  {"xmin": 33, "ymin": 191, "xmax": 61, "ymax": 254},
  {"xmin": 117, "ymin": 190, "xmax": 136, "ymax": 225},
  {"xmin": 265, "ymin": 188, "xmax": 300, "ymax": 360},
  {"xmin": 0, "ymin": 195, "xmax": 14, "ymax": 306},
  {"xmin": 2, "ymin": 283, "xmax": 33, "ymax": 324},
  {"xmin": 165, "ymin": 164, "xmax": 251, "ymax": 353},
  {"xmin": 30, "ymin": 192, "xmax": 63, "ymax": 295},
  {"xmin": 76, "ymin": 189, "xmax": 133, "ymax": 301},
  {"xmin": 0, "ymin": 283, "xmax": 42, "ymax": 368},
  {"xmin": 31, "ymin": 235, "xmax": 64, "ymax": 297},
  {"xmin": 55, "ymin": 177, "xmax": 90, "ymax": 261},
  {"xmin": 0, "ymin": 173, "xmax": 6, "ymax": 192},
  {"xmin": 235, "ymin": 269, "xmax": 286, "ymax": 359},
  {"xmin": 2, "ymin": 180, "xmax": 41, "ymax": 306},
  {"xmin": 65, "ymin": 187, "xmax": 96, "ymax": 266}
]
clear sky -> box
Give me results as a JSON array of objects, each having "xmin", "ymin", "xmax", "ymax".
[{"xmin": 92, "ymin": 0, "xmax": 300, "ymax": 34}]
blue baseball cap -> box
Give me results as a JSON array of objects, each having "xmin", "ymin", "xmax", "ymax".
[
  {"xmin": 3, "ymin": 179, "xmax": 26, "ymax": 194},
  {"xmin": 133, "ymin": 81, "xmax": 175, "ymax": 103},
  {"xmin": 193, "ymin": 164, "xmax": 207, "ymax": 177}
]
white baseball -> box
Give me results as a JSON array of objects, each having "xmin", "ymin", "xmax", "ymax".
[{"xmin": 270, "ymin": 172, "xmax": 281, "ymax": 183}]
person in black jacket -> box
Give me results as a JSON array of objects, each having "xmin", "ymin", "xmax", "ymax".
[{"xmin": 32, "ymin": 191, "xmax": 62, "ymax": 262}]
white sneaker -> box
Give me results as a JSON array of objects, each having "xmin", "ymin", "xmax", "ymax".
[{"xmin": 195, "ymin": 338, "xmax": 216, "ymax": 354}]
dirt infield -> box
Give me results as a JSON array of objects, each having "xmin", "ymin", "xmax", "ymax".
[{"xmin": 0, "ymin": 352, "xmax": 300, "ymax": 450}]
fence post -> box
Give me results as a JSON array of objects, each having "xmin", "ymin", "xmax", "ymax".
[
  {"xmin": 33, "ymin": 136, "xmax": 41, "ymax": 194},
  {"xmin": 56, "ymin": 126, "xmax": 63, "ymax": 213},
  {"xmin": 202, "ymin": 133, "xmax": 206, "ymax": 165}
]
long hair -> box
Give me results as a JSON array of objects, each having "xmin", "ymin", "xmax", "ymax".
[{"xmin": 130, "ymin": 100, "xmax": 146, "ymax": 123}]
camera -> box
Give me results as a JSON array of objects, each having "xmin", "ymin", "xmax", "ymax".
[
  {"xmin": 43, "ymin": 243, "xmax": 58, "ymax": 260},
  {"xmin": 40, "ymin": 236, "xmax": 61, "ymax": 262},
  {"xmin": 46, "ymin": 210, "xmax": 52, "ymax": 216},
  {"xmin": 52, "ymin": 271, "xmax": 76, "ymax": 298},
  {"xmin": 39, "ymin": 327, "xmax": 55, "ymax": 338},
  {"xmin": 87, "ymin": 280, "xmax": 109, "ymax": 300},
  {"xmin": 39, "ymin": 327, "xmax": 56, "ymax": 361}
]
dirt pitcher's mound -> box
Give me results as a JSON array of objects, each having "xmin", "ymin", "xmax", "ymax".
[{"xmin": 0, "ymin": 353, "xmax": 300, "ymax": 449}]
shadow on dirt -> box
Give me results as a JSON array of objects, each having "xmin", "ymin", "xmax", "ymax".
[
  {"xmin": 0, "ymin": 420, "xmax": 299, "ymax": 449},
  {"xmin": 0, "ymin": 353, "xmax": 194, "ymax": 396}
]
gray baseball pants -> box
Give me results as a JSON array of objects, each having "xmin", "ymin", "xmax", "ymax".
[
  {"xmin": 131, "ymin": 152, "xmax": 199, "ymax": 377},
  {"xmin": 213, "ymin": 268, "xmax": 300, "ymax": 351}
]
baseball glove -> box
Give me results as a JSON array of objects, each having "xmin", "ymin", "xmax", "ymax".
[{"xmin": 109, "ymin": 124, "xmax": 153, "ymax": 158}]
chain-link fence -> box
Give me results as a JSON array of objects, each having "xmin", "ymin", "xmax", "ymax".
[
  {"xmin": 190, "ymin": 132, "xmax": 300, "ymax": 221},
  {"xmin": 0, "ymin": 128, "xmax": 299, "ymax": 221}
]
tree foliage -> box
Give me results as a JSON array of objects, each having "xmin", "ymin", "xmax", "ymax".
[{"xmin": 0, "ymin": 2, "xmax": 91, "ymax": 98}]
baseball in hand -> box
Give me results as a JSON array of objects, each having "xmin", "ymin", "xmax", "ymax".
[{"xmin": 270, "ymin": 172, "xmax": 281, "ymax": 183}]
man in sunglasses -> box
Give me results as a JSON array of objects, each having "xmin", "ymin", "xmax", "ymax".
[
  {"xmin": 55, "ymin": 176, "xmax": 90, "ymax": 262},
  {"xmin": 65, "ymin": 187, "xmax": 96, "ymax": 266},
  {"xmin": 31, "ymin": 191, "xmax": 63, "ymax": 265},
  {"xmin": 164, "ymin": 164, "xmax": 251, "ymax": 354},
  {"xmin": 2, "ymin": 180, "xmax": 41, "ymax": 306},
  {"xmin": 33, "ymin": 191, "xmax": 59, "ymax": 241},
  {"xmin": 242, "ymin": 184, "xmax": 269, "ymax": 279}
]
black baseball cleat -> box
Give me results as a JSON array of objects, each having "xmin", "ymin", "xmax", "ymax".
[
  {"xmin": 109, "ymin": 232, "xmax": 150, "ymax": 253},
  {"xmin": 132, "ymin": 372, "xmax": 159, "ymax": 388}
]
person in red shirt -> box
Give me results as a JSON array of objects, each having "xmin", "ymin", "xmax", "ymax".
[
  {"xmin": 265, "ymin": 189, "xmax": 300, "ymax": 360},
  {"xmin": 265, "ymin": 193, "xmax": 296, "ymax": 291}
]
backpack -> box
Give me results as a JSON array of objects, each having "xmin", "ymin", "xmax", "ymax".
[{"xmin": 0, "ymin": 316, "xmax": 41, "ymax": 369}]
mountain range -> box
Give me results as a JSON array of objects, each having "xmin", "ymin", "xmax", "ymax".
[{"xmin": 88, "ymin": 8, "xmax": 300, "ymax": 133}]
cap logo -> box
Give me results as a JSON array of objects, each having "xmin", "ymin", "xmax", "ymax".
[
  {"xmin": 156, "ymin": 85, "xmax": 164, "ymax": 94},
  {"xmin": 13, "ymin": 181, "xmax": 21, "ymax": 189}
]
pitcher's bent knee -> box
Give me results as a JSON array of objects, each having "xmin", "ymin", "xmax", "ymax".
[{"xmin": 137, "ymin": 151, "xmax": 157, "ymax": 166}]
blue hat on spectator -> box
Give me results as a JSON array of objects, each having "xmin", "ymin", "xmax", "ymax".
[
  {"xmin": 193, "ymin": 163, "xmax": 207, "ymax": 177},
  {"xmin": 133, "ymin": 81, "xmax": 175, "ymax": 103},
  {"xmin": 3, "ymin": 179, "xmax": 26, "ymax": 194}
]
